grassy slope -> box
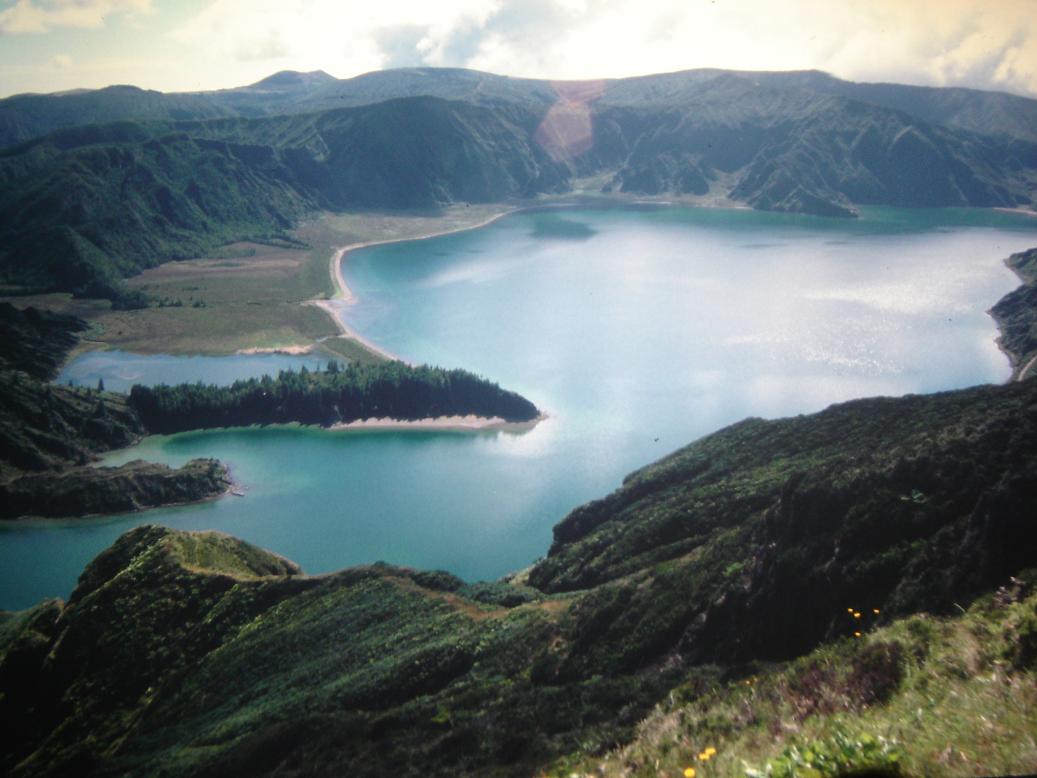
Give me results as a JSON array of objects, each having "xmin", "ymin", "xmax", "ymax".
[
  {"xmin": 559, "ymin": 580, "xmax": 1037, "ymax": 778},
  {"xmin": 2, "ymin": 377, "xmax": 1035, "ymax": 776},
  {"xmin": 0, "ymin": 98, "xmax": 567, "ymax": 304}
]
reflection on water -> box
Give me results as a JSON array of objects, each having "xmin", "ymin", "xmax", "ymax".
[
  {"xmin": 3, "ymin": 206, "xmax": 1035, "ymax": 610},
  {"xmin": 57, "ymin": 351, "xmax": 326, "ymax": 394}
]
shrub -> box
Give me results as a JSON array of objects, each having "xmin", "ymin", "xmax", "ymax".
[{"xmin": 746, "ymin": 729, "xmax": 902, "ymax": 777}]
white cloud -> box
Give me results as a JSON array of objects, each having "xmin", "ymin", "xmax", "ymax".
[
  {"xmin": 51, "ymin": 52, "xmax": 72, "ymax": 67},
  {"xmin": 174, "ymin": 0, "xmax": 1033, "ymax": 96},
  {"xmin": 6, "ymin": 0, "xmax": 1036, "ymax": 97},
  {"xmin": 169, "ymin": 0, "xmax": 500, "ymax": 75},
  {"xmin": 458, "ymin": 0, "xmax": 1037, "ymax": 96},
  {"xmin": 0, "ymin": 0, "xmax": 152, "ymax": 34}
]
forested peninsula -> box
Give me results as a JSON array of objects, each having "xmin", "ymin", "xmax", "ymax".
[
  {"xmin": 127, "ymin": 361, "xmax": 540, "ymax": 434},
  {"xmin": 0, "ymin": 305, "xmax": 540, "ymax": 520}
]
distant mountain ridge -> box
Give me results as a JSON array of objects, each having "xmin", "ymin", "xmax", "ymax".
[
  {"xmin": 0, "ymin": 66, "xmax": 1034, "ymax": 300},
  {"xmin": 5, "ymin": 66, "xmax": 1037, "ymax": 146},
  {"xmin": 0, "ymin": 96, "xmax": 567, "ymax": 299}
]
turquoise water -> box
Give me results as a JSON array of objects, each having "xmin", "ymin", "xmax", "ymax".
[
  {"xmin": 56, "ymin": 350, "xmax": 327, "ymax": 394},
  {"xmin": 3, "ymin": 206, "xmax": 1036, "ymax": 610}
]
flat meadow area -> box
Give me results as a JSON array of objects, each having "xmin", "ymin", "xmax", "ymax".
[{"xmin": 2, "ymin": 204, "xmax": 508, "ymax": 360}]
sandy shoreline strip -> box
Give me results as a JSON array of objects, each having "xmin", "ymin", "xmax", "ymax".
[
  {"xmin": 326, "ymin": 210, "xmax": 518, "ymax": 306},
  {"xmin": 307, "ymin": 209, "xmax": 548, "ymax": 433},
  {"xmin": 993, "ymin": 207, "xmax": 1037, "ymax": 218},
  {"xmin": 309, "ymin": 300, "xmax": 404, "ymax": 363},
  {"xmin": 236, "ymin": 345, "xmax": 314, "ymax": 356},
  {"xmin": 310, "ymin": 209, "xmax": 520, "ymax": 364},
  {"xmin": 329, "ymin": 413, "xmax": 547, "ymax": 433}
]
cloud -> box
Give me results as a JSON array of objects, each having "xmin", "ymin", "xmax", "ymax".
[
  {"xmin": 51, "ymin": 52, "xmax": 72, "ymax": 68},
  {"xmin": 18, "ymin": 0, "xmax": 1030, "ymax": 96},
  {"xmin": 169, "ymin": 0, "xmax": 501, "ymax": 73},
  {"xmin": 0, "ymin": 0, "xmax": 152, "ymax": 34},
  {"xmin": 458, "ymin": 0, "xmax": 1037, "ymax": 96},
  {"xmin": 165, "ymin": 0, "xmax": 1032, "ymax": 95}
]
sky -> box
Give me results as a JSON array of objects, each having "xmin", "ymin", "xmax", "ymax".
[{"xmin": 0, "ymin": 0, "xmax": 1035, "ymax": 98}]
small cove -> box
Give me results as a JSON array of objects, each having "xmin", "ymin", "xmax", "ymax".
[{"xmin": 2, "ymin": 205, "xmax": 1036, "ymax": 610}]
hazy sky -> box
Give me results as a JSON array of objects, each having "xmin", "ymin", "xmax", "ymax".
[{"xmin": 1, "ymin": 0, "xmax": 1035, "ymax": 98}]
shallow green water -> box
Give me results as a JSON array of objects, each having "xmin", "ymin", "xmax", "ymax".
[{"xmin": 3, "ymin": 206, "xmax": 1036, "ymax": 609}]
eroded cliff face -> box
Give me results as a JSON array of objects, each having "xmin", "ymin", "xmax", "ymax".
[{"xmin": 992, "ymin": 247, "xmax": 1037, "ymax": 380}]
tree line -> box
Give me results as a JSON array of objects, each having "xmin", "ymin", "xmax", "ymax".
[{"xmin": 127, "ymin": 361, "xmax": 539, "ymax": 434}]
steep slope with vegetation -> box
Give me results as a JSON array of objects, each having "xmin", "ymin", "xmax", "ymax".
[
  {"xmin": 0, "ymin": 298, "xmax": 237, "ymax": 518},
  {"xmin": 6, "ymin": 68, "xmax": 1037, "ymax": 148},
  {"xmin": 0, "ymin": 85, "xmax": 236, "ymax": 149},
  {"xmin": 1, "ymin": 375, "xmax": 1034, "ymax": 776},
  {"xmin": 563, "ymin": 577, "xmax": 1037, "ymax": 778},
  {"xmin": 0, "ymin": 302, "xmax": 86, "ymax": 378},
  {"xmin": 0, "ymin": 69, "xmax": 1034, "ymax": 303},
  {"xmin": 596, "ymin": 76, "xmax": 1035, "ymax": 216},
  {"xmin": 992, "ymin": 246, "xmax": 1037, "ymax": 380},
  {"xmin": 527, "ymin": 379, "xmax": 1037, "ymax": 667},
  {"xmin": 0, "ymin": 97, "xmax": 566, "ymax": 301}
]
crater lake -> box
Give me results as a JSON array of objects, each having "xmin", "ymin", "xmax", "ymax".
[{"xmin": 3, "ymin": 205, "xmax": 1036, "ymax": 609}]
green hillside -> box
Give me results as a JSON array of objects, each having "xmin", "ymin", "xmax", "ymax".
[
  {"xmin": 1, "ymin": 374, "xmax": 1034, "ymax": 776},
  {"xmin": 1, "ymin": 69, "xmax": 1035, "ymax": 303},
  {"xmin": 0, "ymin": 97, "xmax": 567, "ymax": 302}
]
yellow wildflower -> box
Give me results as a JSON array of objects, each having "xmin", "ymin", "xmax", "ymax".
[
  {"xmin": 684, "ymin": 768, "xmax": 696, "ymax": 778},
  {"xmin": 705, "ymin": 747, "xmax": 717, "ymax": 756}
]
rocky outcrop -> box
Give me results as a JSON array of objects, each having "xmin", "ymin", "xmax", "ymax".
[
  {"xmin": 0, "ymin": 458, "xmax": 230, "ymax": 519},
  {"xmin": 992, "ymin": 247, "xmax": 1037, "ymax": 380}
]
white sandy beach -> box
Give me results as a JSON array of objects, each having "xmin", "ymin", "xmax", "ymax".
[
  {"xmin": 329, "ymin": 413, "xmax": 547, "ymax": 433},
  {"xmin": 236, "ymin": 345, "xmax": 314, "ymax": 355}
]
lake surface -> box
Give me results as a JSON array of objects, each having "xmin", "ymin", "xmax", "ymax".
[
  {"xmin": 56, "ymin": 350, "xmax": 327, "ymax": 394},
  {"xmin": 4, "ymin": 205, "xmax": 1036, "ymax": 609}
]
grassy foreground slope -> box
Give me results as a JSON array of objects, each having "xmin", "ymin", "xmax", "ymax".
[
  {"xmin": 564, "ymin": 578, "xmax": 1037, "ymax": 778},
  {"xmin": 2, "ymin": 377, "xmax": 1035, "ymax": 776}
]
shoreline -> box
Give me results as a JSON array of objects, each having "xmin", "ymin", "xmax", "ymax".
[
  {"xmin": 310, "ymin": 208, "xmax": 523, "ymax": 363},
  {"xmin": 993, "ymin": 206, "xmax": 1037, "ymax": 218},
  {"xmin": 324, "ymin": 209, "xmax": 520, "ymax": 307},
  {"xmin": 990, "ymin": 250, "xmax": 1037, "ymax": 383},
  {"xmin": 235, "ymin": 345, "xmax": 314, "ymax": 356},
  {"xmin": 328, "ymin": 413, "xmax": 547, "ymax": 434}
]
